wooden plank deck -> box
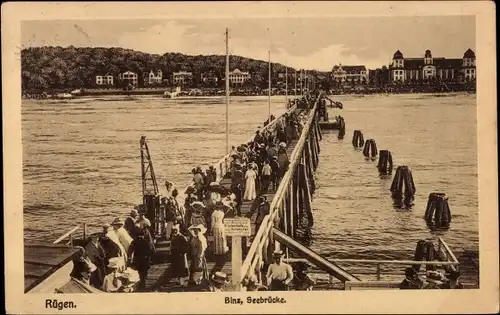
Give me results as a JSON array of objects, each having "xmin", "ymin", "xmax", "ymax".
[
  {"xmin": 144, "ymin": 137, "xmax": 300, "ymax": 292},
  {"xmin": 24, "ymin": 243, "xmax": 80, "ymax": 292}
]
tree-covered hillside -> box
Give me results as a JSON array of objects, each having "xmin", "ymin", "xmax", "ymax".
[{"xmin": 21, "ymin": 46, "xmax": 300, "ymax": 91}]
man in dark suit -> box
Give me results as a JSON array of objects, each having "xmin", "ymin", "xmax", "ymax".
[{"xmin": 85, "ymin": 234, "xmax": 107, "ymax": 288}]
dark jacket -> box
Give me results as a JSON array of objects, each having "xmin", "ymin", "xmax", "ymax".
[
  {"xmin": 399, "ymin": 278, "xmax": 423, "ymax": 289},
  {"xmin": 85, "ymin": 241, "xmax": 107, "ymax": 287},
  {"xmin": 124, "ymin": 217, "xmax": 136, "ymax": 236},
  {"xmin": 99, "ymin": 237, "xmax": 121, "ymax": 265},
  {"xmin": 128, "ymin": 236, "xmax": 155, "ymax": 267}
]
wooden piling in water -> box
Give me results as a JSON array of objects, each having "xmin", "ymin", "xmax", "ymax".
[
  {"xmin": 363, "ymin": 139, "xmax": 378, "ymax": 159},
  {"xmin": 352, "ymin": 130, "xmax": 364, "ymax": 148},
  {"xmin": 424, "ymin": 193, "xmax": 452, "ymax": 228},
  {"xmin": 390, "ymin": 165, "xmax": 416, "ymax": 207},
  {"xmin": 377, "ymin": 150, "xmax": 394, "ymax": 174},
  {"xmin": 337, "ymin": 116, "xmax": 346, "ymax": 139}
]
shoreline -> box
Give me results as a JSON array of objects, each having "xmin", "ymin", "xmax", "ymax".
[{"xmin": 22, "ymin": 89, "xmax": 476, "ymax": 100}]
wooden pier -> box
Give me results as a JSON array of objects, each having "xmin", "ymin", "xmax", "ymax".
[
  {"xmin": 144, "ymin": 96, "xmax": 323, "ymax": 291},
  {"xmin": 142, "ymin": 91, "xmax": 478, "ymax": 292},
  {"xmin": 36, "ymin": 91, "xmax": 479, "ymax": 293}
]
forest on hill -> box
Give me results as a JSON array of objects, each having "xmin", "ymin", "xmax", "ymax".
[{"xmin": 21, "ymin": 46, "xmax": 305, "ymax": 91}]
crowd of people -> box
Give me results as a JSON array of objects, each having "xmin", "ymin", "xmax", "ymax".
[
  {"xmin": 399, "ymin": 267, "xmax": 464, "ymax": 290},
  {"xmin": 69, "ymin": 210, "xmax": 156, "ymax": 292},
  {"xmin": 69, "ymin": 95, "xmax": 319, "ymax": 293}
]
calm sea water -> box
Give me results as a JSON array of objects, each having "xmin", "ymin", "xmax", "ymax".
[{"xmin": 22, "ymin": 93, "xmax": 478, "ymax": 266}]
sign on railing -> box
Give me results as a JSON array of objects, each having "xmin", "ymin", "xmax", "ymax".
[{"xmin": 224, "ymin": 218, "xmax": 252, "ymax": 237}]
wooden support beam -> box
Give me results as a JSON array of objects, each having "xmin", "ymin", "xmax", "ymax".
[
  {"xmin": 313, "ymin": 123, "xmax": 320, "ymax": 164},
  {"xmin": 292, "ymin": 170, "xmax": 299, "ymax": 238},
  {"xmin": 316, "ymin": 115, "xmax": 323, "ymax": 141},
  {"xmin": 305, "ymin": 140, "xmax": 316, "ymax": 195},
  {"xmin": 298, "ymin": 163, "xmax": 314, "ymax": 227},
  {"xmin": 287, "ymin": 177, "xmax": 295, "ymax": 237},
  {"xmin": 309, "ymin": 135, "xmax": 318, "ymax": 172},
  {"xmin": 268, "ymin": 226, "xmax": 275, "ymax": 265},
  {"xmin": 282, "ymin": 197, "xmax": 289, "ymax": 258}
]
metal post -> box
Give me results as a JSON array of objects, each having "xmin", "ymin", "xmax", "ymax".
[
  {"xmin": 294, "ymin": 71, "xmax": 297, "ymax": 97},
  {"xmin": 285, "ymin": 61, "xmax": 288, "ymax": 108},
  {"xmin": 268, "ymin": 50, "xmax": 271, "ymax": 119},
  {"xmin": 300, "ymin": 70, "xmax": 303, "ymax": 97},
  {"xmin": 83, "ymin": 223, "xmax": 87, "ymax": 240}
]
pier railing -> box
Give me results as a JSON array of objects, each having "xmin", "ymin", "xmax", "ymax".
[
  {"xmin": 240, "ymin": 96, "xmax": 319, "ymax": 284},
  {"xmin": 52, "ymin": 224, "xmax": 88, "ymax": 245},
  {"xmin": 283, "ymin": 237, "xmax": 460, "ymax": 287}
]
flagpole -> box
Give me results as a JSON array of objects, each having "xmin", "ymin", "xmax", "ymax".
[
  {"xmin": 294, "ymin": 70, "xmax": 297, "ymax": 97},
  {"xmin": 225, "ymin": 28, "xmax": 230, "ymax": 154},
  {"xmin": 285, "ymin": 62, "xmax": 288, "ymax": 108},
  {"xmin": 305, "ymin": 70, "xmax": 308, "ymax": 93},
  {"xmin": 300, "ymin": 70, "xmax": 303, "ymax": 97},
  {"xmin": 268, "ymin": 50, "xmax": 271, "ymax": 119}
]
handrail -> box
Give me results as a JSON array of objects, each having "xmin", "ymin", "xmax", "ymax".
[
  {"xmin": 284, "ymin": 258, "xmax": 459, "ymax": 266},
  {"xmin": 282, "ymin": 236, "xmax": 461, "ymax": 284},
  {"xmin": 438, "ymin": 236, "xmax": 459, "ymax": 263},
  {"xmin": 241, "ymin": 95, "xmax": 320, "ymax": 281},
  {"xmin": 53, "ymin": 225, "xmax": 80, "ymax": 244}
]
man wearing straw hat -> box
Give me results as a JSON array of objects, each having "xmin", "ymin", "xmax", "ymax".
[
  {"xmin": 423, "ymin": 270, "xmax": 446, "ymax": 289},
  {"xmin": 124, "ymin": 209, "xmax": 139, "ymax": 237},
  {"xmin": 209, "ymin": 271, "xmax": 229, "ymax": 292},
  {"xmin": 266, "ymin": 250, "xmax": 293, "ymax": 291},
  {"xmin": 112, "ymin": 218, "xmax": 133, "ymax": 253},
  {"xmin": 118, "ymin": 268, "xmax": 140, "ymax": 293},
  {"xmin": 102, "ymin": 257, "xmax": 123, "ymax": 292}
]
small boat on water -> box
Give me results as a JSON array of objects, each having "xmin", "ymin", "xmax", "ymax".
[
  {"xmin": 55, "ymin": 93, "xmax": 73, "ymax": 99},
  {"xmin": 163, "ymin": 86, "xmax": 182, "ymax": 99}
]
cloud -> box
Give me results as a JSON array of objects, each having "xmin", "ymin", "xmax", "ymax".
[
  {"xmin": 116, "ymin": 21, "xmax": 388, "ymax": 71},
  {"xmin": 117, "ymin": 21, "xmax": 199, "ymax": 55}
]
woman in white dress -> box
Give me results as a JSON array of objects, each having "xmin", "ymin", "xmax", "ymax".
[
  {"xmin": 211, "ymin": 203, "xmax": 228, "ymax": 256},
  {"xmin": 243, "ymin": 164, "xmax": 257, "ymax": 200}
]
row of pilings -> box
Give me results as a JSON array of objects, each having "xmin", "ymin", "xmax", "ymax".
[{"xmin": 345, "ymin": 128, "xmax": 452, "ymax": 229}]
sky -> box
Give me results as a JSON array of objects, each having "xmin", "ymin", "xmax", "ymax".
[{"xmin": 21, "ymin": 16, "xmax": 475, "ymax": 71}]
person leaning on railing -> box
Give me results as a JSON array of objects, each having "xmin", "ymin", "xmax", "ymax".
[{"xmin": 399, "ymin": 267, "xmax": 424, "ymax": 289}]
